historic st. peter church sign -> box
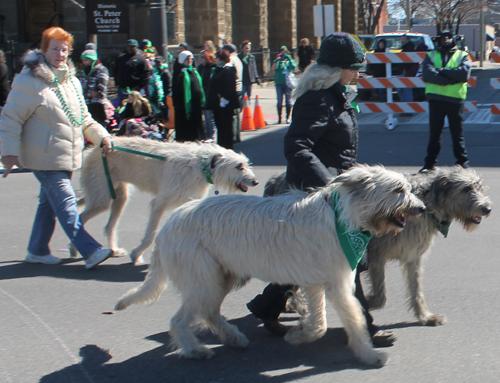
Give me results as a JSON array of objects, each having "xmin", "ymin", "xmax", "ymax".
[{"xmin": 86, "ymin": 0, "xmax": 130, "ymax": 34}]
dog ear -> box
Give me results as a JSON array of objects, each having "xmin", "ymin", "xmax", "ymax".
[{"xmin": 211, "ymin": 154, "xmax": 223, "ymax": 168}]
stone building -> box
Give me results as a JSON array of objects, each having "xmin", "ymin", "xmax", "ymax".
[{"xmin": 0, "ymin": 0, "xmax": 384, "ymax": 76}]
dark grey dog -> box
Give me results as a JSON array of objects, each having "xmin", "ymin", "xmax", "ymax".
[{"xmin": 366, "ymin": 166, "xmax": 492, "ymax": 326}]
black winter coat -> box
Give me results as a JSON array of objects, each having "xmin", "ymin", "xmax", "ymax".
[
  {"xmin": 284, "ymin": 82, "xmax": 358, "ymax": 189},
  {"xmin": 205, "ymin": 64, "xmax": 240, "ymax": 111}
]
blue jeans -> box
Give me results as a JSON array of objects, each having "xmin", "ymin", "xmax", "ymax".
[
  {"xmin": 203, "ymin": 110, "xmax": 216, "ymax": 141},
  {"xmin": 275, "ymin": 84, "xmax": 292, "ymax": 109},
  {"xmin": 397, "ymin": 87, "xmax": 413, "ymax": 102},
  {"xmin": 28, "ymin": 171, "xmax": 102, "ymax": 259}
]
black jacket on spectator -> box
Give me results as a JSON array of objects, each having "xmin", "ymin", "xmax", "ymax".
[
  {"xmin": 284, "ymin": 82, "xmax": 358, "ymax": 189},
  {"xmin": 205, "ymin": 64, "xmax": 239, "ymax": 110},
  {"xmin": 298, "ymin": 45, "xmax": 315, "ymax": 71},
  {"xmin": 401, "ymin": 40, "xmax": 419, "ymax": 77},
  {"xmin": 0, "ymin": 62, "xmax": 9, "ymax": 106},
  {"xmin": 114, "ymin": 52, "xmax": 151, "ymax": 90},
  {"xmin": 197, "ymin": 62, "xmax": 216, "ymax": 99}
]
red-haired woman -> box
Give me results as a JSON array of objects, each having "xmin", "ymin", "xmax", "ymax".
[
  {"xmin": 198, "ymin": 50, "xmax": 217, "ymax": 141},
  {"xmin": 206, "ymin": 50, "xmax": 240, "ymax": 149},
  {"xmin": 0, "ymin": 27, "xmax": 113, "ymax": 269}
]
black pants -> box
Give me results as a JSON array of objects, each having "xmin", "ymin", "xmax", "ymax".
[
  {"xmin": 424, "ymin": 100, "xmax": 469, "ymax": 168},
  {"xmin": 250, "ymin": 265, "xmax": 378, "ymax": 336},
  {"xmin": 214, "ymin": 107, "xmax": 234, "ymax": 150}
]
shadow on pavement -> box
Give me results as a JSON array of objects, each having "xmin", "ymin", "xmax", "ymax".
[
  {"xmin": 40, "ymin": 315, "xmax": 383, "ymax": 383},
  {"xmin": 0, "ymin": 259, "xmax": 148, "ymax": 282}
]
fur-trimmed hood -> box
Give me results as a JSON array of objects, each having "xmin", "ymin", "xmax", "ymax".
[{"xmin": 21, "ymin": 49, "xmax": 76, "ymax": 84}]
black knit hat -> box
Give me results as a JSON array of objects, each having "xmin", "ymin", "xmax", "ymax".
[{"xmin": 317, "ymin": 32, "xmax": 365, "ymax": 69}]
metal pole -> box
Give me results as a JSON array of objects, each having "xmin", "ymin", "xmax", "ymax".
[
  {"xmin": 480, "ymin": 7, "xmax": 485, "ymax": 67},
  {"xmin": 161, "ymin": 0, "xmax": 168, "ymax": 59},
  {"xmin": 406, "ymin": 0, "xmax": 411, "ymax": 31}
]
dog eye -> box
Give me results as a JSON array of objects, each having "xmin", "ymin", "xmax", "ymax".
[
  {"xmin": 462, "ymin": 185, "xmax": 473, "ymax": 193},
  {"xmin": 393, "ymin": 186, "xmax": 405, "ymax": 193},
  {"xmin": 235, "ymin": 163, "xmax": 244, "ymax": 170}
]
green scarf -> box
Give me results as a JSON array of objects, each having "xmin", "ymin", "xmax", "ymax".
[
  {"xmin": 430, "ymin": 214, "xmax": 451, "ymax": 238},
  {"xmin": 183, "ymin": 65, "xmax": 206, "ymax": 120},
  {"xmin": 331, "ymin": 190, "xmax": 372, "ymax": 270}
]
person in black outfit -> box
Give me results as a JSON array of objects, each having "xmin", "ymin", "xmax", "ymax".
[
  {"xmin": 366, "ymin": 39, "xmax": 387, "ymax": 102},
  {"xmin": 0, "ymin": 49, "xmax": 9, "ymax": 109},
  {"xmin": 206, "ymin": 50, "xmax": 240, "ymax": 149},
  {"xmin": 172, "ymin": 50, "xmax": 205, "ymax": 142},
  {"xmin": 419, "ymin": 30, "xmax": 471, "ymax": 172},
  {"xmin": 397, "ymin": 34, "xmax": 418, "ymax": 103},
  {"xmin": 246, "ymin": 32, "xmax": 396, "ymax": 348},
  {"xmin": 197, "ymin": 50, "xmax": 217, "ymax": 141},
  {"xmin": 298, "ymin": 38, "xmax": 315, "ymax": 72},
  {"xmin": 114, "ymin": 39, "xmax": 151, "ymax": 103}
]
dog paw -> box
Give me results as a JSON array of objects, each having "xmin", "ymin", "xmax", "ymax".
[
  {"xmin": 112, "ymin": 248, "xmax": 128, "ymax": 258},
  {"xmin": 69, "ymin": 244, "xmax": 78, "ymax": 258},
  {"xmin": 357, "ymin": 349, "xmax": 388, "ymax": 368},
  {"xmin": 420, "ymin": 314, "xmax": 447, "ymax": 326},
  {"xmin": 180, "ymin": 346, "xmax": 215, "ymax": 360},
  {"xmin": 284, "ymin": 326, "xmax": 308, "ymax": 345},
  {"xmin": 131, "ymin": 253, "xmax": 146, "ymax": 265}
]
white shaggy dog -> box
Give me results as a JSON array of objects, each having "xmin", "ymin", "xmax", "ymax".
[
  {"xmin": 72, "ymin": 137, "xmax": 258, "ymax": 264},
  {"xmin": 367, "ymin": 166, "xmax": 492, "ymax": 325},
  {"xmin": 115, "ymin": 165, "xmax": 426, "ymax": 367}
]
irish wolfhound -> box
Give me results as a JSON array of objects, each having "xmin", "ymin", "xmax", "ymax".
[
  {"xmin": 366, "ymin": 166, "xmax": 492, "ymax": 326},
  {"xmin": 72, "ymin": 137, "xmax": 258, "ymax": 264},
  {"xmin": 115, "ymin": 165, "xmax": 426, "ymax": 367}
]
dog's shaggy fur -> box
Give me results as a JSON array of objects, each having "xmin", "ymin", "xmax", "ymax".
[
  {"xmin": 115, "ymin": 165, "xmax": 426, "ymax": 367},
  {"xmin": 72, "ymin": 137, "xmax": 258, "ymax": 264},
  {"xmin": 366, "ymin": 166, "xmax": 492, "ymax": 325}
]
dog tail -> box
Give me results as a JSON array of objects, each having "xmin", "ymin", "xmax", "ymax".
[{"xmin": 115, "ymin": 245, "xmax": 167, "ymax": 311}]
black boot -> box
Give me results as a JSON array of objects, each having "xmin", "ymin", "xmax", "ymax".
[
  {"xmin": 286, "ymin": 106, "xmax": 292, "ymax": 124},
  {"xmin": 277, "ymin": 107, "xmax": 282, "ymax": 124}
]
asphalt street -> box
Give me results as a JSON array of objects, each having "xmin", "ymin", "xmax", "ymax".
[{"xmin": 1, "ymin": 64, "xmax": 500, "ymax": 382}]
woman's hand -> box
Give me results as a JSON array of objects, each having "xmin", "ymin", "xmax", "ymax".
[
  {"xmin": 1, "ymin": 155, "xmax": 23, "ymax": 178},
  {"xmin": 101, "ymin": 136, "xmax": 113, "ymax": 157}
]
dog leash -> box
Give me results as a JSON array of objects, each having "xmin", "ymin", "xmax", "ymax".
[{"xmin": 101, "ymin": 141, "xmax": 168, "ymax": 199}]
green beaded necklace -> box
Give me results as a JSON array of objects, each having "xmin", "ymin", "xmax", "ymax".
[{"xmin": 47, "ymin": 63, "xmax": 86, "ymax": 126}]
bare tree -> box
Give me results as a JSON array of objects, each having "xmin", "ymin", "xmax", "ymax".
[
  {"xmin": 361, "ymin": 0, "xmax": 386, "ymax": 34},
  {"xmin": 391, "ymin": 0, "xmax": 495, "ymax": 35}
]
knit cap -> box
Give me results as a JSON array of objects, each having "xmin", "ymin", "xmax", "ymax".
[
  {"xmin": 178, "ymin": 50, "xmax": 193, "ymax": 64},
  {"xmin": 81, "ymin": 49, "xmax": 97, "ymax": 61},
  {"xmin": 317, "ymin": 32, "xmax": 365, "ymax": 69}
]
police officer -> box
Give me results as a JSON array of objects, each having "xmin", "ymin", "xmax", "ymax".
[{"xmin": 419, "ymin": 30, "xmax": 472, "ymax": 172}]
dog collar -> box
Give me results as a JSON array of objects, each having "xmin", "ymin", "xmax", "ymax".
[
  {"xmin": 199, "ymin": 151, "xmax": 214, "ymax": 185},
  {"xmin": 331, "ymin": 190, "xmax": 372, "ymax": 270},
  {"xmin": 430, "ymin": 214, "xmax": 451, "ymax": 238}
]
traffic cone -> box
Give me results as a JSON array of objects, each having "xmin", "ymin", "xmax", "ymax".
[
  {"xmin": 253, "ymin": 95, "xmax": 267, "ymax": 129},
  {"xmin": 241, "ymin": 95, "xmax": 255, "ymax": 131}
]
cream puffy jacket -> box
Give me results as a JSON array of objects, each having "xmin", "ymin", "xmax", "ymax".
[{"xmin": 0, "ymin": 50, "xmax": 110, "ymax": 171}]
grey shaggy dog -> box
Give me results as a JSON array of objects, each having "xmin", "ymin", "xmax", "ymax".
[
  {"xmin": 115, "ymin": 165, "xmax": 426, "ymax": 367},
  {"xmin": 366, "ymin": 166, "xmax": 492, "ymax": 326},
  {"xmin": 72, "ymin": 137, "xmax": 258, "ymax": 264}
]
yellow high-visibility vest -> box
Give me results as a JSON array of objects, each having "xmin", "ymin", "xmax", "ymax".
[{"xmin": 425, "ymin": 50, "xmax": 467, "ymax": 100}]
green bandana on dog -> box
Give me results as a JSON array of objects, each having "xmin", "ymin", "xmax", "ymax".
[{"xmin": 331, "ymin": 190, "xmax": 372, "ymax": 270}]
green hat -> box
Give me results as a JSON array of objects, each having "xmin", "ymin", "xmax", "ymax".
[
  {"xmin": 81, "ymin": 49, "xmax": 97, "ymax": 61},
  {"xmin": 280, "ymin": 45, "xmax": 288, "ymax": 51},
  {"xmin": 317, "ymin": 32, "xmax": 365, "ymax": 69}
]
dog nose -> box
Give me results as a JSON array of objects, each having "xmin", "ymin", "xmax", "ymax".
[
  {"xmin": 418, "ymin": 206, "xmax": 426, "ymax": 214},
  {"xmin": 482, "ymin": 206, "xmax": 492, "ymax": 215},
  {"xmin": 253, "ymin": 180, "xmax": 259, "ymax": 186}
]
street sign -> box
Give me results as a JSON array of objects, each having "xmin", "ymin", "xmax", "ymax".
[
  {"xmin": 86, "ymin": 0, "xmax": 130, "ymax": 34},
  {"xmin": 313, "ymin": 5, "xmax": 335, "ymax": 37}
]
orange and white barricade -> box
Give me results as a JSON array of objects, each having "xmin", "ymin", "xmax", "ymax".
[
  {"xmin": 359, "ymin": 101, "xmax": 478, "ymax": 114},
  {"xmin": 362, "ymin": 52, "xmax": 478, "ymax": 130}
]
